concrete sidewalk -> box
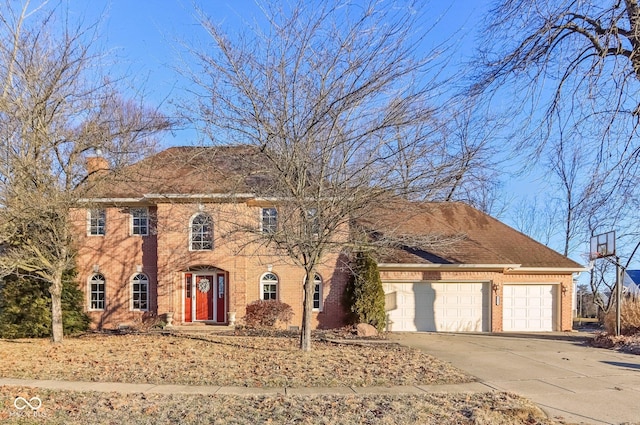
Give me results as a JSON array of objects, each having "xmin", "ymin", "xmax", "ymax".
[
  {"xmin": 392, "ymin": 332, "xmax": 640, "ymax": 425},
  {"xmin": 0, "ymin": 377, "xmax": 493, "ymax": 396}
]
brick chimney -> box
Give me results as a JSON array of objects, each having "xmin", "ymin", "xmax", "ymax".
[{"xmin": 86, "ymin": 156, "xmax": 109, "ymax": 179}]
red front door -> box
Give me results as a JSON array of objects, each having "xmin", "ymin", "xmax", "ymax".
[
  {"xmin": 195, "ymin": 275, "xmax": 214, "ymax": 321},
  {"xmin": 184, "ymin": 271, "xmax": 227, "ymax": 323}
]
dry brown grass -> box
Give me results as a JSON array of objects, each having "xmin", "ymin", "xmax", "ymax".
[
  {"xmin": 0, "ymin": 386, "xmax": 566, "ymax": 425},
  {"xmin": 0, "ymin": 332, "xmax": 472, "ymax": 387},
  {"xmin": 604, "ymin": 298, "xmax": 640, "ymax": 335}
]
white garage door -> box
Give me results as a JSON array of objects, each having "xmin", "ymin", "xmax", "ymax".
[
  {"xmin": 503, "ymin": 284, "xmax": 556, "ymax": 331},
  {"xmin": 384, "ymin": 282, "xmax": 489, "ymax": 332}
]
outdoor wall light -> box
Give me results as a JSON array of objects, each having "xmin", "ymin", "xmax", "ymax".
[
  {"xmin": 561, "ymin": 284, "xmax": 568, "ymax": 295},
  {"xmin": 492, "ymin": 283, "xmax": 499, "ymax": 292}
]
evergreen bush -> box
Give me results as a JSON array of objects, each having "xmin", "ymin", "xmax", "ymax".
[
  {"xmin": 344, "ymin": 251, "xmax": 386, "ymax": 333},
  {"xmin": 0, "ymin": 269, "xmax": 90, "ymax": 338}
]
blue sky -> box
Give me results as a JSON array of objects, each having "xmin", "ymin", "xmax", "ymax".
[{"xmin": 72, "ymin": 0, "xmax": 491, "ymax": 146}]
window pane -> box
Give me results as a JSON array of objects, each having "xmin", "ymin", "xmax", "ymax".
[
  {"xmin": 89, "ymin": 209, "xmax": 106, "ymax": 235},
  {"xmin": 132, "ymin": 273, "xmax": 149, "ymax": 311},
  {"xmin": 261, "ymin": 274, "xmax": 278, "ymax": 300},
  {"xmin": 262, "ymin": 208, "xmax": 277, "ymax": 233},
  {"xmin": 90, "ymin": 274, "xmax": 105, "ymax": 310},
  {"xmin": 191, "ymin": 214, "xmax": 213, "ymax": 250},
  {"xmin": 131, "ymin": 209, "xmax": 149, "ymax": 235},
  {"xmin": 312, "ymin": 274, "xmax": 322, "ymax": 309}
]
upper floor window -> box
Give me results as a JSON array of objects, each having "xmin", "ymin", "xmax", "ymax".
[
  {"xmin": 190, "ymin": 213, "xmax": 213, "ymax": 250},
  {"xmin": 260, "ymin": 272, "xmax": 278, "ymax": 300},
  {"xmin": 131, "ymin": 273, "xmax": 149, "ymax": 311},
  {"xmin": 89, "ymin": 273, "xmax": 105, "ymax": 310},
  {"xmin": 131, "ymin": 208, "xmax": 149, "ymax": 236},
  {"xmin": 88, "ymin": 209, "xmax": 106, "ymax": 236},
  {"xmin": 261, "ymin": 208, "xmax": 278, "ymax": 233},
  {"xmin": 307, "ymin": 208, "xmax": 319, "ymax": 235}
]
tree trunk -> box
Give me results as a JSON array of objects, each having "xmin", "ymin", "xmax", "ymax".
[
  {"xmin": 49, "ymin": 273, "xmax": 64, "ymax": 343},
  {"xmin": 299, "ymin": 272, "xmax": 314, "ymax": 352}
]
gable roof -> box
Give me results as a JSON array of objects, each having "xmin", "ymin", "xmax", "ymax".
[{"xmin": 369, "ymin": 201, "xmax": 583, "ymax": 270}]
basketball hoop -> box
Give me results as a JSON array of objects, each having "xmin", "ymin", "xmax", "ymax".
[{"xmin": 589, "ymin": 231, "xmax": 615, "ymax": 261}]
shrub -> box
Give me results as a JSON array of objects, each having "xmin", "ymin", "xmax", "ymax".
[
  {"xmin": 604, "ymin": 297, "xmax": 640, "ymax": 335},
  {"xmin": 343, "ymin": 251, "xmax": 386, "ymax": 333},
  {"xmin": 0, "ymin": 269, "xmax": 90, "ymax": 338},
  {"xmin": 245, "ymin": 300, "xmax": 293, "ymax": 328}
]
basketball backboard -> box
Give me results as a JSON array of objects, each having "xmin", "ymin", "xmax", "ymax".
[{"xmin": 589, "ymin": 231, "xmax": 616, "ymax": 260}]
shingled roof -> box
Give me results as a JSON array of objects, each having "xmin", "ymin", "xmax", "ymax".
[
  {"xmin": 369, "ymin": 201, "xmax": 583, "ymax": 269},
  {"xmin": 85, "ymin": 145, "xmax": 267, "ymax": 198}
]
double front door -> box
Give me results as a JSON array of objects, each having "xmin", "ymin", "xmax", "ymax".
[{"xmin": 185, "ymin": 272, "xmax": 226, "ymax": 322}]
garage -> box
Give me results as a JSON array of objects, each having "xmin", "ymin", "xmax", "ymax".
[
  {"xmin": 384, "ymin": 282, "xmax": 489, "ymax": 332},
  {"xmin": 503, "ymin": 284, "xmax": 557, "ymax": 331}
]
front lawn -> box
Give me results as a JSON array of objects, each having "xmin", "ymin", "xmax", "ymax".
[
  {"xmin": 0, "ymin": 332, "xmax": 574, "ymax": 424},
  {"xmin": 0, "ymin": 332, "xmax": 472, "ymax": 387},
  {"xmin": 0, "ymin": 386, "xmax": 562, "ymax": 424}
]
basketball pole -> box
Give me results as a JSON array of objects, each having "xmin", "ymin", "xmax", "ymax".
[{"xmin": 616, "ymin": 256, "xmax": 621, "ymax": 337}]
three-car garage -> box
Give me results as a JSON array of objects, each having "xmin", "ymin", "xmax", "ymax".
[{"xmin": 384, "ymin": 280, "xmax": 559, "ymax": 333}]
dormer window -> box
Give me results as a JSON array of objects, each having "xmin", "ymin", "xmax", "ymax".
[{"xmin": 190, "ymin": 213, "xmax": 213, "ymax": 250}]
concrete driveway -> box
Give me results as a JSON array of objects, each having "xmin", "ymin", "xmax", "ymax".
[{"xmin": 391, "ymin": 332, "xmax": 640, "ymax": 425}]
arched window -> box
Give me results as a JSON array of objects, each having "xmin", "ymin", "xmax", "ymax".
[
  {"xmin": 260, "ymin": 272, "xmax": 278, "ymax": 300},
  {"xmin": 190, "ymin": 213, "xmax": 213, "ymax": 250},
  {"xmin": 89, "ymin": 273, "xmax": 105, "ymax": 310},
  {"xmin": 312, "ymin": 274, "xmax": 323, "ymax": 311},
  {"xmin": 131, "ymin": 273, "xmax": 149, "ymax": 311}
]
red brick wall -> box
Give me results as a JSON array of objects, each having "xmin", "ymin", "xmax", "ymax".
[
  {"xmin": 72, "ymin": 205, "xmax": 159, "ymax": 328},
  {"xmin": 72, "ymin": 202, "xmax": 350, "ymax": 330}
]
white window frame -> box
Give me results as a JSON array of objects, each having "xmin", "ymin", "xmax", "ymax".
[
  {"xmin": 304, "ymin": 273, "xmax": 323, "ymax": 311},
  {"xmin": 260, "ymin": 272, "xmax": 279, "ymax": 301},
  {"xmin": 189, "ymin": 213, "xmax": 213, "ymax": 251},
  {"xmin": 131, "ymin": 273, "xmax": 149, "ymax": 311},
  {"xmin": 261, "ymin": 207, "xmax": 278, "ymax": 233},
  {"xmin": 312, "ymin": 274, "xmax": 323, "ymax": 311},
  {"xmin": 131, "ymin": 208, "xmax": 149, "ymax": 236},
  {"xmin": 307, "ymin": 208, "xmax": 319, "ymax": 235},
  {"xmin": 89, "ymin": 273, "xmax": 106, "ymax": 311},
  {"xmin": 87, "ymin": 209, "xmax": 106, "ymax": 236}
]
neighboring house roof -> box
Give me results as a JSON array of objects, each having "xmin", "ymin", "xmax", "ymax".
[
  {"xmin": 624, "ymin": 270, "xmax": 640, "ymax": 294},
  {"xmin": 367, "ymin": 201, "xmax": 583, "ymax": 270}
]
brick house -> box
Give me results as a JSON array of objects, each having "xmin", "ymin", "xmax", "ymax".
[{"xmin": 73, "ymin": 146, "xmax": 584, "ymax": 332}]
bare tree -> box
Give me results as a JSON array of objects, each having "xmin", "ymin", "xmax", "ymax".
[
  {"xmin": 0, "ymin": 0, "xmax": 170, "ymax": 342},
  {"xmin": 474, "ymin": 0, "xmax": 640, "ymax": 230},
  {"xmin": 183, "ymin": 0, "xmax": 474, "ymax": 351},
  {"xmin": 473, "ymin": 0, "xmax": 640, "ymax": 311},
  {"xmin": 476, "ymin": 0, "xmax": 640, "ymax": 157}
]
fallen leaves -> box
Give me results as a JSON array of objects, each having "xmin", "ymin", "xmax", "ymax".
[{"xmin": 0, "ymin": 333, "xmax": 473, "ymax": 387}]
